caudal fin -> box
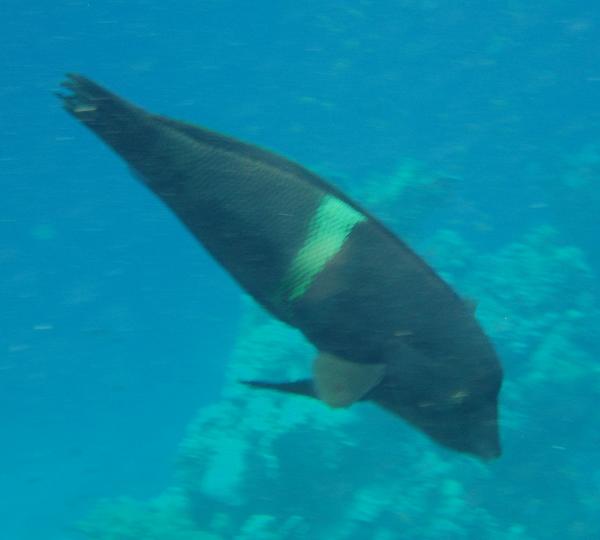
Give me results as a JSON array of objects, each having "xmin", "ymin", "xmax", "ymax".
[{"xmin": 55, "ymin": 74, "xmax": 151, "ymax": 156}]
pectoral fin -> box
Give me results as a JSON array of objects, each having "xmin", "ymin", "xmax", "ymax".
[{"xmin": 314, "ymin": 352, "xmax": 386, "ymax": 408}]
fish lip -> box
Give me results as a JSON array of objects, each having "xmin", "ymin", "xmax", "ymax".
[
  {"xmin": 471, "ymin": 436, "xmax": 502, "ymax": 461},
  {"xmin": 477, "ymin": 446, "xmax": 502, "ymax": 461}
]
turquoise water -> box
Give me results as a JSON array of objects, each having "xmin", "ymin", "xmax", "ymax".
[{"xmin": 2, "ymin": 2, "xmax": 599, "ymax": 539}]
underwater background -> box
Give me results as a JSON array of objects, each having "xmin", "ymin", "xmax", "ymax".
[{"xmin": 2, "ymin": 1, "xmax": 600, "ymax": 539}]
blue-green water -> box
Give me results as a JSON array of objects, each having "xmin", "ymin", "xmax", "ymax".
[{"xmin": 2, "ymin": 2, "xmax": 600, "ymax": 539}]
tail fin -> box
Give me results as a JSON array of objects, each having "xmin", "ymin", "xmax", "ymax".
[
  {"xmin": 57, "ymin": 74, "xmax": 136, "ymax": 124},
  {"xmin": 56, "ymin": 74, "xmax": 151, "ymax": 156}
]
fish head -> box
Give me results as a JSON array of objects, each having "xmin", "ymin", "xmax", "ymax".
[
  {"xmin": 400, "ymin": 378, "xmax": 502, "ymax": 460},
  {"xmin": 429, "ymin": 400, "xmax": 501, "ymax": 460},
  {"xmin": 375, "ymin": 346, "xmax": 502, "ymax": 459}
]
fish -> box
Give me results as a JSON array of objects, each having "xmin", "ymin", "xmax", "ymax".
[{"xmin": 56, "ymin": 74, "xmax": 502, "ymax": 459}]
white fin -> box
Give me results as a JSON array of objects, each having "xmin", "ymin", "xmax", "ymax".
[{"xmin": 314, "ymin": 352, "xmax": 386, "ymax": 408}]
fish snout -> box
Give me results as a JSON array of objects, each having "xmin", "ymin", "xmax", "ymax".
[{"xmin": 462, "ymin": 408, "xmax": 502, "ymax": 460}]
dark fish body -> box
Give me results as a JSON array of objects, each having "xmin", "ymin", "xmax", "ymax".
[{"xmin": 58, "ymin": 75, "xmax": 502, "ymax": 459}]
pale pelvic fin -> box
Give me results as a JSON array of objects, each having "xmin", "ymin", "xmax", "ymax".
[{"xmin": 314, "ymin": 352, "xmax": 386, "ymax": 408}]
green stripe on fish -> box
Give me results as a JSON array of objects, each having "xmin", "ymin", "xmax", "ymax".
[{"xmin": 280, "ymin": 194, "xmax": 366, "ymax": 302}]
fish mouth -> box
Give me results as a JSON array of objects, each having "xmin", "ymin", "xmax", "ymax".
[
  {"xmin": 435, "ymin": 427, "xmax": 501, "ymax": 460},
  {"xmin": 402, "ymin": 403, "xmax": 502, "ymax": 460},
  {"xmin": 472, "ymin": 438, "xmax": 502, "ymax": 461},
  {"xmin": 459, "ymin": 415, "xmax": 502, "ymax": 460},
  {"xmin": 442, "ymin": 428, "xmax": 502, "ymax": 461}
]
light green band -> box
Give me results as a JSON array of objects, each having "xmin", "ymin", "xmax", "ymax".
[{"xmin": 281, "ymin": 194, "xmax": 366, "ymax": 302}]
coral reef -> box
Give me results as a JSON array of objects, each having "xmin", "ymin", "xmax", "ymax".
[
  {"xmin": 78, "ymin": 489, "xmax": 221, "ymax": 540},
  {"xmin": 76, "ymin": 161, "xmax": 600, "ymax": 540},
  {"xmin": 551, "ymin": 143, "xmax": 600, "ymax": 270},
  {"xmin": 352, "ymin": 158, "xmax": 457, "ymax": 238}
]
